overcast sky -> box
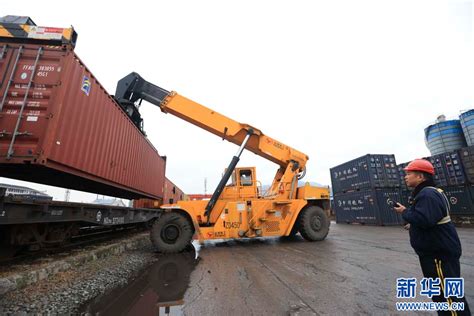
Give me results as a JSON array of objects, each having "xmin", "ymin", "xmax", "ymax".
[{"xmin": 1, "ymin": 0, "xmax": 473, "ymax": 202}]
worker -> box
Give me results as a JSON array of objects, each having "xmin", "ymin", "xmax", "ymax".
[{"xmin": 394, "ymin": 159, "xmax": 470, "ymax": 315}]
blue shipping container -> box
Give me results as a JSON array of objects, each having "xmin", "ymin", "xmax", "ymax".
[
  {"xmin": 459, "ymin": 146, "xmax": 474, "ymax": 184},
  {"xmin": 399, "ymin": 157, "xmax": 452, "ymax": 188},
  {"xmin": 330, "ymin": 154, "xmax": 399, "ymax": 194},
  {"xmin": 334, "ymin": 188, "xmax": 403, "ymax": 226},
  {"xmin": 397, "ymin": 162, "xmax": 409, "ymax": 191},
  {"xmin": 398, "ymin": 187, "xmax": 472, "ymax": 215},
  {"xmin": 442, "ymin": 151, "xmax": 466, "ymax": 186},
  {"xmin": 425, "ymin": 156, "xmax": 449, "ymax": 187},
  {"xmin": 424, "ymin": 151, "xmax": 466, "ymax": 187},
  {"xmin": 443, "ymin": 186, "xmax": 474, "ymax": 215}
]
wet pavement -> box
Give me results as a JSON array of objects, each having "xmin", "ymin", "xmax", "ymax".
[
  {"xmin": 81, "ymin": 222, "xmax": 474, "ymax": 315},
  {"xmin": 80, "ymin": 250, "xmax": 198, "ymax": 315}
]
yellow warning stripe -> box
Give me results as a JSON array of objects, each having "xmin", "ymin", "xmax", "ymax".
[
  {"xmin": 0, "ymin": 25, "xmax": 13, "ymax": 37},
  {"xmin": 0, "ymin": 23, "xmax": 28, "ymax": 38},
  {"xmin": 0, "ymin": 24, "xmax": 76, "ymax": 46},
  {"xmin": 62, "ymin": 28, "xmax": 73, "ymax": 42},
  {"xmin": 435, "ymin": 259, "xmax": 457, "ymax": 316},
  {"xmin": 20, "ymin": 24, "xmax": 29, "ymax": 33}
]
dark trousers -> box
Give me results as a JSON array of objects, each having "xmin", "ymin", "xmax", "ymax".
[{"xmin": 419, "ymin": 256, "xmax": 471, "ymax": 315}]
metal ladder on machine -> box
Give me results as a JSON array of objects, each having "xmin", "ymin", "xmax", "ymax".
[{"xmin": 0, "ymin": 45, "xmax": 42, "ymax": 160}]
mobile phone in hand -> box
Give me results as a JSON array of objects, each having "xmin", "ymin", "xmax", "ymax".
[{"xmin": 388, "ymin": 198, "xmax": 400, "ymax": 208}]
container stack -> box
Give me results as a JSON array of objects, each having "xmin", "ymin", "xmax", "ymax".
[
  {"xmin": 443, "ymin": 186, "xmax": 473, "ymax": 215},
  {"xmin": 459, "ymin": 146, "xmax": 474, "ymax": 183},
  {"xmin": 404, "ymin": 111, "xmax": 474, "ymax": 217},
  {"xmin": 455, "ymin": 110, "xmax": 474, "ymax": 215},
  {"xmin": 399, "ymin": 149, "xmax": 474, "ymax": 216},
  {"xmin": 431, "ymin": 149, "xmax": 471, "ymax": 215},
  {"xmin": 438, "ymin": 150, "xmax": 467, "ymax": 186},
  {"xmin": 330, "ymin": 154, "xmax": 402, "ymax": 225},
  {"xmin": 452, "ymin": 146, "xmax": 474, "ymax": 215},
  {"xmin": 396, "ymin": 162, "xmax": 411, "ymax": 207}
]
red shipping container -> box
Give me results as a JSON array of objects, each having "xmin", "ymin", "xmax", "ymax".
[
  {"xmin": 0, "ymin": 43, "xmax": 165, "ymax": 199},
  {"xmin": 133, "ymin": 177, "xmax": 186, "ymax": 208},
  {"xmin": 133, "ymin": 198, "xmax": 163, "ymax": 209},
  {"xmin": 163, "ymin": 177, "xmax": 186, "ymax": 204}
]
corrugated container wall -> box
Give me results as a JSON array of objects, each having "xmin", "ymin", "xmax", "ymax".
[
  {"xmin": 424, "ymin": 120, "xmax": 466, "ymax": 156},
  {"xmin": 330, "ymin": 154, "xmax": 399, "ymax": 194},
  {"xmin": 439, "ymin": 150, "xmax": 466, "ymax": 186},
  {"xmin": 133, "ymin": 198, "xmax": 163, "ymax": 209},
  {"xmin": 459, "ymin": 146, "xmax": 474, "ymax": 184},
  {"xmin": 0, "ymin": 43, "xmax": 166, "ymax": 199},
  {"xmin": 425, "ymin": 156, "xmax": 449, "ymax": 186},
  {"xmin": 423, "ymin": 150, "xmax": 466, "ymax": 187},
  {"xmin": 397, "ymin": 162, "xmax": 409, "ymax": 191},
  {"xmin": 133, "ymin": 177, "xmax": 186, "ymax": 208},
  {"xmin": 460, "ymin": 110, "xmax": 474, "ymax": 146},
  {"xmin": 400, "ymin": 186, "xmax": 473, "ymax": 215},
  {"xmin": 333, "ymin": 188, "xmax": 403, "ymax": 225},
  {"xmin": 163, "ymin": 177, "xmax": 186, "ymax": 204},
  {"xmin": 400, "ymin": 153, "xmax": 466, "ymax": 188},
  {"xmin": 443, "ymin": 186, "xmax": 474, "ymax": 215}
]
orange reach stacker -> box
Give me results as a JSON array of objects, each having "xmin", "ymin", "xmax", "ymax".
[{"xmin": 115, "ymin": 73, "xmax": 331, "ymax": 252}]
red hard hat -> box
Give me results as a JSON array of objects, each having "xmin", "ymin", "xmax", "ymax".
[{"xmin": 404, "ymin": 159, "xmax": 435, "ymax": 175}]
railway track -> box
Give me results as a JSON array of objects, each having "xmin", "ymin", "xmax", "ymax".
[
  {"xmin": 0, "ymin": 224, "xmax": 150, "ymax": 265},
  {"xmin": 0, "ymin": 194, "xmax": 162, "ymax": 265}
]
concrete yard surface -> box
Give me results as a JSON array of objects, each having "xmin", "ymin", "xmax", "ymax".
[
  {"xmin": 82, "ymin": 222, "xmax": 473, "ymax": 315},
  {"xmin": 178, "ymin": 223, "xmax": 473, "ymax": 315}
]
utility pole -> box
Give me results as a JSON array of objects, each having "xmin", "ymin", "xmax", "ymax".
[
  {"xmin": 64, "ymin": 189, "xmax": 70, "ymax": 202},
  {"xmin": 204, "ymin": 177, "xmax": 207, "ymax": 196}
]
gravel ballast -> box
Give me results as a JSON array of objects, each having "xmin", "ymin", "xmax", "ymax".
[{"xmin": 0, "ymin": 233, "xmax": 159, "ymax": 314}]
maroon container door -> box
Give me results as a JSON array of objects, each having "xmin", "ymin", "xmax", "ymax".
[{"xmin": 0, "ymin": 45, "xmax": 64, "ymax": 161}]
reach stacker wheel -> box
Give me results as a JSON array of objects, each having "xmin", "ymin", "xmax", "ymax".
[
  {"xmin": 150, "ymin": 212, "xmax": 193, "ymax": 253},
  {"xmin": 298, "ymin": 206, "xmax": 330, "ymax": 241}
]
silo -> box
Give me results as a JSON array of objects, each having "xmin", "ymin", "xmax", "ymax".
[
  {"xmin": 459, "ymin": 109, "xmax": 474, "ymax": 146},
  {"xmin": 424, "ymin": 116, "xmax": 466, "ymax": 156}
]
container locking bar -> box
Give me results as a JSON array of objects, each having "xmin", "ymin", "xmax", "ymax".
[
  {"xmin": 0, "ymin": 45, "xmax": 23, "ymax": 111},
  {"xmin": 7, "ymin": 46, "xmax": 42, "ymax": 160}
]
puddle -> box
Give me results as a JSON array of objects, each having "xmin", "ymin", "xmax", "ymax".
[{"xmin": 79, "ymin": 248, "xmax": 199, "ymax": 316}]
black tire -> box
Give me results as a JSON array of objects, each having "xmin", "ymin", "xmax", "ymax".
[
  {"xmin": 150, "ymin": 212, "xmax": 194, "ymax": 253},
  {"xmin": 298, "ymin": 206, "xmax": 330, "ymax": 241}
]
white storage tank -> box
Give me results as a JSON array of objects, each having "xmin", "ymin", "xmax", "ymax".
[
  {"xmin": 424, "ymin": 115, "xmax": 466, "ymax": 155},
  {"xmin": 460, "ymin": 109, "xmax": 474, "ymax": 146}
]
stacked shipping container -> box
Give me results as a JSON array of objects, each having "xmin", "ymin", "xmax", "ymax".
[
  {"xmin": 398, "ymin": 147, "xmax": 474, "ymax": 216},
  {"xmin": 459, "ymin": 146, "xmax": 474, "ymax": 183},
  {"xmin": 415, "ymin": 110, "xmax": 474, "ymax": 216},
  {"xmin": 330, "ymin": 154, "xmax": 403, "ymax": 225},
  {"xmin": 438, "ymin": 147, "xmax": 474, "ymax": 215}
]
